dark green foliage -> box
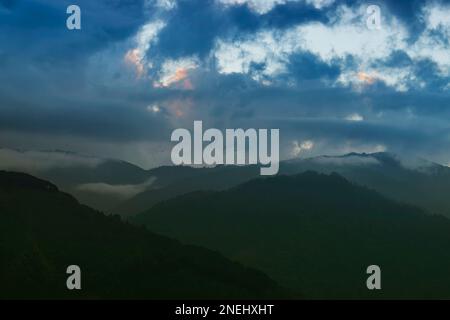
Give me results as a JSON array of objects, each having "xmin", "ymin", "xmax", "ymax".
[
  {"xmin": 135, "ymin": 171, "xmax": 450, "ymax": 299},
  {"xmin": 0, "ymin": 171, "xmax": 287, "ymax": 299}
]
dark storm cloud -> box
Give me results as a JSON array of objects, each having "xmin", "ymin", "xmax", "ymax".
[
  {"xmin": 196, "ymin": 76, "xmax": 449, "ymax": 124},
  {"xmin": 0, "ymin": 84, "xmax": 172, "ymax": 142},
  {"xmin": 0, "ymin": 0, "xmax": 449, "ymax": 166},
  {"xmin": 155, "ymin": 0, "xmax": 231, "ymax": 59},
  {"xmin": 152, "ymin": 0, "xmax": 328, "ymax": 60},
  {"xmin": 372, "ymin": 50, "xmax": 413, "ymax": 69},
  {"xmin": 152, "ymin": 0, "xmax": 442, "ymax": 62},
  {"xmin": 287, "ymin": 51, "xmax": 341, "ymax": 81},
  {"xmin": 0, "ymin": 0, "xmax": 150, "ymax": 95},
  {"xmin": 0, "ymin": 0, "xmax": 148, "ymax": 60},
  {"xmin": 0, "ymin": 0, "xmax": 169, "ymax": 142}
]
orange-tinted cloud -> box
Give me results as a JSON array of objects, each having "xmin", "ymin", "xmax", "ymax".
[
  {"xmin": 156, "ymin": 67, "xmax": 195, "ymax": 89},
  {"xmin": 357, "ymin": 71, "xmax": 377, "ymax": 85},
  {"xmin": 166, "ymin": 97, "xmax": 194, "ymax": 118},
  {"xmin": 124, "ymin": 49, "xmax": 145, "ymax": 78}
]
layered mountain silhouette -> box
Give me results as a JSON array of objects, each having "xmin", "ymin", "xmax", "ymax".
[
  {"xmin": 5, "ymin": 149, "xmax": 450, "ymax": 219},
  {"xmin": 282, "ymin": 152, "xmax": 450, "ymax": 217},
  {"xmin": 116, "ymin": 152, "xmax": 450, "ymax": 218},
  {"xmin": 47, "ymin": 158, "xmax": 152, "ymax": 212},
  {"xmin": 134, "ymin": 171, "xmax": 450, "ymax": 299},
  {"xmin": 0, "ymin": 148, "xmax": 153, "ymax": 212},
  {"xmin": 0, "ymin": 171, "xmax": 288, "ymax": 299},
  {"xmin": 112, "ymin": 165, "xmax": 262, "ymax": 216}
]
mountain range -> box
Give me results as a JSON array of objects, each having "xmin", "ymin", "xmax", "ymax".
[
  {"xmin": 0, "ymin": 170, "xmax": 287, "ymax": 299},
  {"xmin": 4, "ymin": 153, "xmax": 450, "ymax": 298},
  {"xmin": 133, "ymin": 171, "xmax": 450, "ymax": 299},
  {"xmin": 115, "ymin": 152, "xmax": 450, "ymax": 218},
  {"xmin": 4, "ymin": 148, "xmax": 450, "ymax": 219}
]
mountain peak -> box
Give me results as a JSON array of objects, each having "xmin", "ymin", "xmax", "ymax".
[{"xmin": 232, "ymin": 171, "xmax": 354, "ymax": 196}]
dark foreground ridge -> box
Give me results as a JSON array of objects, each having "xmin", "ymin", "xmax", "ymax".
[{"xmin": 0, "ymin": 171, "xmax": 288, "ymax": 299}]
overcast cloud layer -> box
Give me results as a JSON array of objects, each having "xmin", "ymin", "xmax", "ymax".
[{"xmin": 0, "ymin": 0, "xmax": 449, "ymax": 168}]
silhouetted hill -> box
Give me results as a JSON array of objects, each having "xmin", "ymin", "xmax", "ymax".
[
  {"xmin": 0, "ymin": 171, "xmax": 58, "ymax": 191},
  {"xmin": 0, "ymin": 171, "xmax": 288, "ymax": 299},
  {"xmin": 134, "ymin": 171, "xmax": 450, "ymax": 299}
]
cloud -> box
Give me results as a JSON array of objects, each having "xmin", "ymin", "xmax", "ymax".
[
  {"xmin": 212, "ymin": 3, "xmax": 410, "ymax": 88},
  {"xmin": 312, "ymin": 154, "xmax": 381, "ymax": 166},
  {"xmin": 208, "ymin": 2, "xmax": 449, "ymax": 91},
  {"xmin": 147, "ymin": 104, "xmax": 161, "ymax": 113},
  {"xmin": 151, "ymin": 0, "xmax": 177, "ymax": 10},
  {"xmin": 214, "ymin": 30, "xmax": 291, "ymax": 80},
  {"xmin": 218, "ymin": 0, "xmax": 334, "ymax": 14},
  {"xmin": 0, "ymin": 148, "xmax": 104, "ymax": 172},
  {"xmin": 153, "ymin": 57, "xmax": 198, "ymax": 89},
  {"xmin": 124, "ymin": 20, "xmax": 166, "ymax": 78},
  {"xmin": 76, "ymin": 177, "xmax": 156, "ymax": 200},
  {"xmin": 345, "ymin": 113, "xmax": 364, "ymax": 121},
  {"xmin": 1, "ymin": 0, "xmax": 450, "ymax": 169},
  {"xmin": 291, "ymin": 140, "xmax": 314, "ymax": 157},
  {"xmin": 409, "ymin": 2, "xmax": 450, "ymax": 76}
]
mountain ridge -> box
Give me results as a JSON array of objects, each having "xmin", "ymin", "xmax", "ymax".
[
  {"xmin": 133, "ymin": 171, "xmax": 450, "ymax": 299},
  {"xmin": 115, "ymin": 151, "xmax": 450, "ymax": 217},
  {"xmin": 0, "ymin": 170, "xmax": 289, "ymax": 299},
  {"xmin": 4, "ymin": 147, "xmax": 450, "ymax": 218}
]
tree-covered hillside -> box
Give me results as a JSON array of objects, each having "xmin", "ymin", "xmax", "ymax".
[{"xmin": 0, "ymin": 171, "xmax": 287, "ymax": 299}]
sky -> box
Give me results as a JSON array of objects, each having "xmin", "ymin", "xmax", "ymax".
[{"xmin": 0, "ymin": 0, "xmax": 449, "ymax": 168}]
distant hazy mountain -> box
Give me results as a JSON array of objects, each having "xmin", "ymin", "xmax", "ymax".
[
  {"xmin": 281, "ymin": 152, "xmax": 450, "ymax": 217},
  {"xmin": 111, "ymin": 165, "xmax": 262, "ymax": 216},
  {"xmin": 5, "ymin": 148, "xmax": 450, "ymax": 218},
  {"xmin": 115, "ymin": 152, "xmax": 450, "ymax": 218},
  {"xmin": 0, "ymin": 171, "xmax": 287, "ymax": 299},
  {"xmin": 134, "ymin": 172, "xmax": 450, "ymax": 299},
  {"xmin": 0, "ymin": 148, "xmax": 154, "ymax": 212},
  {"xmin": 0, "ymin": 148, "xmax": 256, "ymax": 213}
]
